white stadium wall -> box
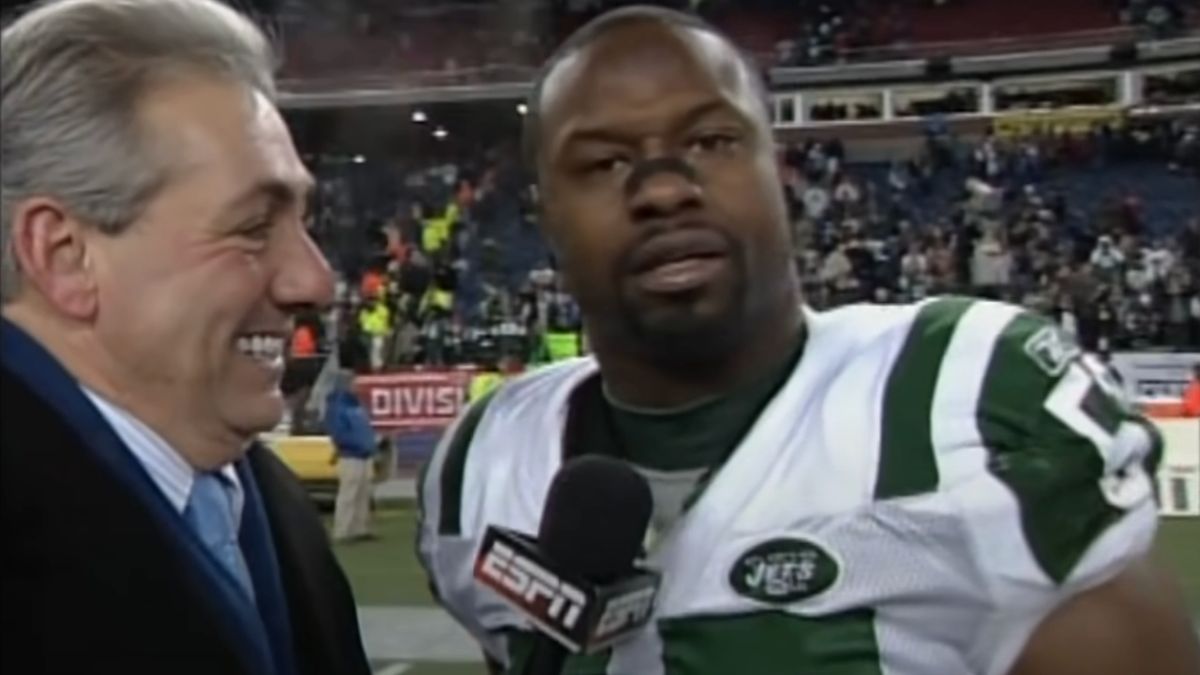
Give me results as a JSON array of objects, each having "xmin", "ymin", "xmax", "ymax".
[{"xmin": 1156, "ymin": 418, "xmax": 1200, "ymax": 518}]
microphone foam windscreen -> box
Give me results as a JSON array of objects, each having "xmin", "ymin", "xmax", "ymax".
[{"xmin": 537, "ymin": 455, "xmax": 653, "ymax": 584}]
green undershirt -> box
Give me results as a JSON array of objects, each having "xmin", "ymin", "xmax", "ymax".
[
  {"xmin": 503, "ymin": 329, "xmax": 808, "ymax": 674},
  {"xmin": 597, "ymin": 330, "xmax": 807, "ymax": 538}
]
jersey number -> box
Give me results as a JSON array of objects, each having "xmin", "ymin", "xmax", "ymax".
[{"xmin": 1043, "ymin": 356, "xmax": 1152, "ymax": 509}]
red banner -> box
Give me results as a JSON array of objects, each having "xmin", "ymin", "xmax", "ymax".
[{"xmin": 355, "ymin": 370, "xmax": 473, "ymax": 430}]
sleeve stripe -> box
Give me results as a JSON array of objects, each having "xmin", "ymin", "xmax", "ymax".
[
  {"xmin": 437, "ymin": 389, "xmax": 497, "ymax": 536},
  {"xmin": 875, "ymin": 296, "xmax": 975, "ymax": 499},
  {"xmin": 976, "ymin": 313, "xmax": 1127, "ymax": 585},
  {"xmin": 929, "ymin": 300, "xmax": 1022, "ymax": 486}
]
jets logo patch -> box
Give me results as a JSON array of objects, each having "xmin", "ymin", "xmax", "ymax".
[
  {"xmin": 729, "ymin": 538, "xmax": 840, "ymax": 605},
  {"xmin": 1023, "ymin": 325, "xmax": 1080, "ymax": 377}
]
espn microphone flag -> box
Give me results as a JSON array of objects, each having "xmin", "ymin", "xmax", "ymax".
[{"xmin": 474, "ymin": 525, "xmax": 661, "ymax": 654}]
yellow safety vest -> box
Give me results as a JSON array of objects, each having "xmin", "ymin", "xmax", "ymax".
[
  {"xmin": 469, "ymin": 372, "xmax": 505, "ymax": 403},
  {"xmin": 544, "ymin": 331, "xmax": 580, "ymax": 361},
  {"xmin": 359, "ymin": 304, "xmax": 390, "ymax": 337}
]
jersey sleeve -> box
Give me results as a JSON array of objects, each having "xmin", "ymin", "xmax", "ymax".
[
  {"xmin": 414, "ymin": 389, "xmax": 518, "ymax": 663},
  {"xmin": 943, "ymin": 309, "xmax": 1163, "ymax": 673}
]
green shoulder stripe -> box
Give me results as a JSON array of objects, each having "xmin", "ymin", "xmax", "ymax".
[
  {"xmin": 976, "ymin": 312, "xmax": 1125, "ymax": 584},
  {"xmin": 658, "ymin": 609, "xmax": 882, "ymax": 675},
  {"xmin": 437, "ymin": 388, "xmax": 498, "ymax": 536},
  {"xmin": 876, "ymin": 296, "xmax": 976, "ymax": 499}
]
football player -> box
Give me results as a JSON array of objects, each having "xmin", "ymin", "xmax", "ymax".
[{"xmin": 417, "ymin": 6, "xmax": 1200, "ymax": 674}]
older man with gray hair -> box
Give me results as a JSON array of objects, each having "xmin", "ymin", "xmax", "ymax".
[{"xmin": 0, "ymin": 1, "xmax": 370, "ymax": 674}]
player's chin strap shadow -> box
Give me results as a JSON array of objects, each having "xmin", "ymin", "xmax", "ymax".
[{"xmin": 624, "ymin": 156, "xmax": 700, "ymax": 199}]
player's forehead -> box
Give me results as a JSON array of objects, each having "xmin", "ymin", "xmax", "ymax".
[{"xmin": 539, "ymin": 21, "xmax": 756, "ymax": 147}]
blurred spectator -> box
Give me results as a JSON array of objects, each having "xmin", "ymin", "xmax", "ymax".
[
  {"xmin": 324, "ymin": 370, "xmax": 378, "ymax": 543},
  {"xmin": 334, "ymin": 308, "xmax": 364, "ymax": 369},
  {"xmin": 1183, "ymin": 364, "xmax": 1200, "ymax": 416},
  {"xmin": 290, "ymin": 321, "xmax": 318, "ymax": 358},
  {"xmin": 358, "ymin": 296, "xmax": 391, "ymax": 372},
  {"xmin": 972, "ymin": 229, "xmax": 1012, "ymax": 298},
  {"xmin": 1090, "ymin": 235, "xmax": 1126, "ymax": 283}
]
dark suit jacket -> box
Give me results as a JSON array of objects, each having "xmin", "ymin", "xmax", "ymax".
[{"xmin": 1, "ymin": 318, "xmax": 372, "ymax": 675}]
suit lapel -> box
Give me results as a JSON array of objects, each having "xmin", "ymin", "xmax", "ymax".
[
  {"xmin": 237, "ymin": 453, "xmax": 298, "ymax": 675},
  {"xmin": 0, "ymin": 319, "xmax": 278, "ymax": 675},
  {"xmin": 247, "ymin": 446, "xmax": 371, "ymax": 675}
]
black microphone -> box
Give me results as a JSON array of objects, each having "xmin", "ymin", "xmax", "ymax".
[{"xmin": 473, "ymin": 455, "xmax": 657, "ymax": 675}]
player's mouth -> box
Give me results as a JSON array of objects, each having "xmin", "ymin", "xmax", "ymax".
[
  {"xmin": 627, "ymin": 228, "xmax": 730, "ymax": 295},
  {"xmin": 234, "ymin": 332, "xmax": 286, "ymax": 375}
]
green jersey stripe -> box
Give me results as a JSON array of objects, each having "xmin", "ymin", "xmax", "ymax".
[
  {"xmin": 658, "ymin": 609, "xmax": 882, "ymax": 675},
  {"xmin": 975, "ymin": 312, "xmax": 1125, "ymax": 584},
  {"xmin": 876, "ymin": 297, "xmax": 975, "ymax": 499},
  {"xmin": 437, "ymin": 389, "xmax": 497, "ymax": 536},
  {"xmin": 414, "ymin": 440, "xmax": 440, "ymax": 602}
]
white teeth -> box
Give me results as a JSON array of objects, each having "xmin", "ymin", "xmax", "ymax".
[{"xmin": 236, "ymin": 334, "xmax": 283, "ymax": 363}]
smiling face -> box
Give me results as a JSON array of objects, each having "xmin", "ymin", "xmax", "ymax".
[
  {"xmin": 83, "ymin": 76, "xmax": 333, "ymax": 459},
  {"xmin": 535, "ymin": 19, "xmax": 795, "ymax": 364}
]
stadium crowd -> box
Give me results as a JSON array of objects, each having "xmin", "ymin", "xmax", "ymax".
[
  {"xmin": 299, "ymin": 115, "xmax": 1199, "ymax": 375},
  {"xmin": 786, "ymin": 117, "xmax": 1200, "ymax": 354},
  {"xmin": 274, "ymin": 0, "xmax": 1200, "ymax": 83}
]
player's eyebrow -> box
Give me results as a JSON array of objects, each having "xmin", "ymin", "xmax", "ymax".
[
  {"xmin": 672, "ymin": 98, "xmax": 740, "ymax": 130},
  {"xmin": 557, "ymin": 98, "xmax": 739, "ymax": 155}
]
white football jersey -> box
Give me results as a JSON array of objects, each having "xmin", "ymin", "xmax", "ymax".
[{"xmin": 417, "ymin": 297, "xmax": 1161, "ymax": 675}]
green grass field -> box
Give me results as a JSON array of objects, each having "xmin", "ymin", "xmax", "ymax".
[
  {"xmin": 337, "ymin": 507, "xmax": 1200, "ymax": 674},
  {"xmin": 334, "ymin": 506, "xmax": 437, "ymax": 606}
]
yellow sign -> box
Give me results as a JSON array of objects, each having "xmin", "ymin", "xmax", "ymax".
[
  {"xmin": 266, "ymin": 435, "xmax": 338, "ymax": 482},
  {"xmin": 994, "ymin": 107, "xmax": 1125, "ymax": 138}
]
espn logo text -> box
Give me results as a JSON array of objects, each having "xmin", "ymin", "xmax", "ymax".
[
  {"xmin": 476, "ymin": 540, "xmax": 588, "ymax": 633},
  {"xmin": 592, "ymin": 585, "xmax": 655, "ymax": 643}
]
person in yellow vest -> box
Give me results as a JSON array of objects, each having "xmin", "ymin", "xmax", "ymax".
[
  {"xmin": 467, "ymin": 355, "xmax": 524, "ymax": 403},
  {"xmin": 357, "ymin": 297, "xmax": 390, "ymax": 372},
  {"xmin": 540, "ymin": 328, "xmax": 581, "ymax": 363},
  {"xmin": 419, "ymin": 286, "xmax": 454, "ymax": 318},
  {"xmin": 421, "ymin": 202, "xmax": 458, "ymax": 255},
  {"xmin": 468, "ymin": 370, "xmax": 504, "ymax": 404}
]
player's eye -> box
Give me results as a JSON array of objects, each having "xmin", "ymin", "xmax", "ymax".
[
  {"xmin": 585, "ymin": 156, "xmax": 630, "ymax": 174},
  {"xmin": 687, "ymin": 132, "xmax": 740, "ymax": 155}
]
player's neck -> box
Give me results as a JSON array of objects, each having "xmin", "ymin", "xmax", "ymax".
[{"xmin": 597, "ymin": 301, "xmax": 805, "ymax": 410}]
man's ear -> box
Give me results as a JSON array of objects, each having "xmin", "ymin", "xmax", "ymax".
[{"xmin": 8, "ymin": 198, "xmax": 99, "ymax": 320}]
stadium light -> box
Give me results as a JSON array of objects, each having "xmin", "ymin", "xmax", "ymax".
[
  {"xmin": 433, "ymin": 126, "xmax": 448, "ymax": 140},
  {"xmin": 412, "ymin": 110, "xmax": 428, "ymax": 123}
]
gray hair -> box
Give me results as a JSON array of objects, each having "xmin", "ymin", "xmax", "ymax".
[{"xmin": 0, "ymin": 0, "xmax": 279, "ymax": 303}]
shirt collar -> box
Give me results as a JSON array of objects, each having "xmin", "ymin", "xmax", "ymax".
[{"xmin": 80, "ymin": 386, "xmax": 240, "ymax": 515}]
